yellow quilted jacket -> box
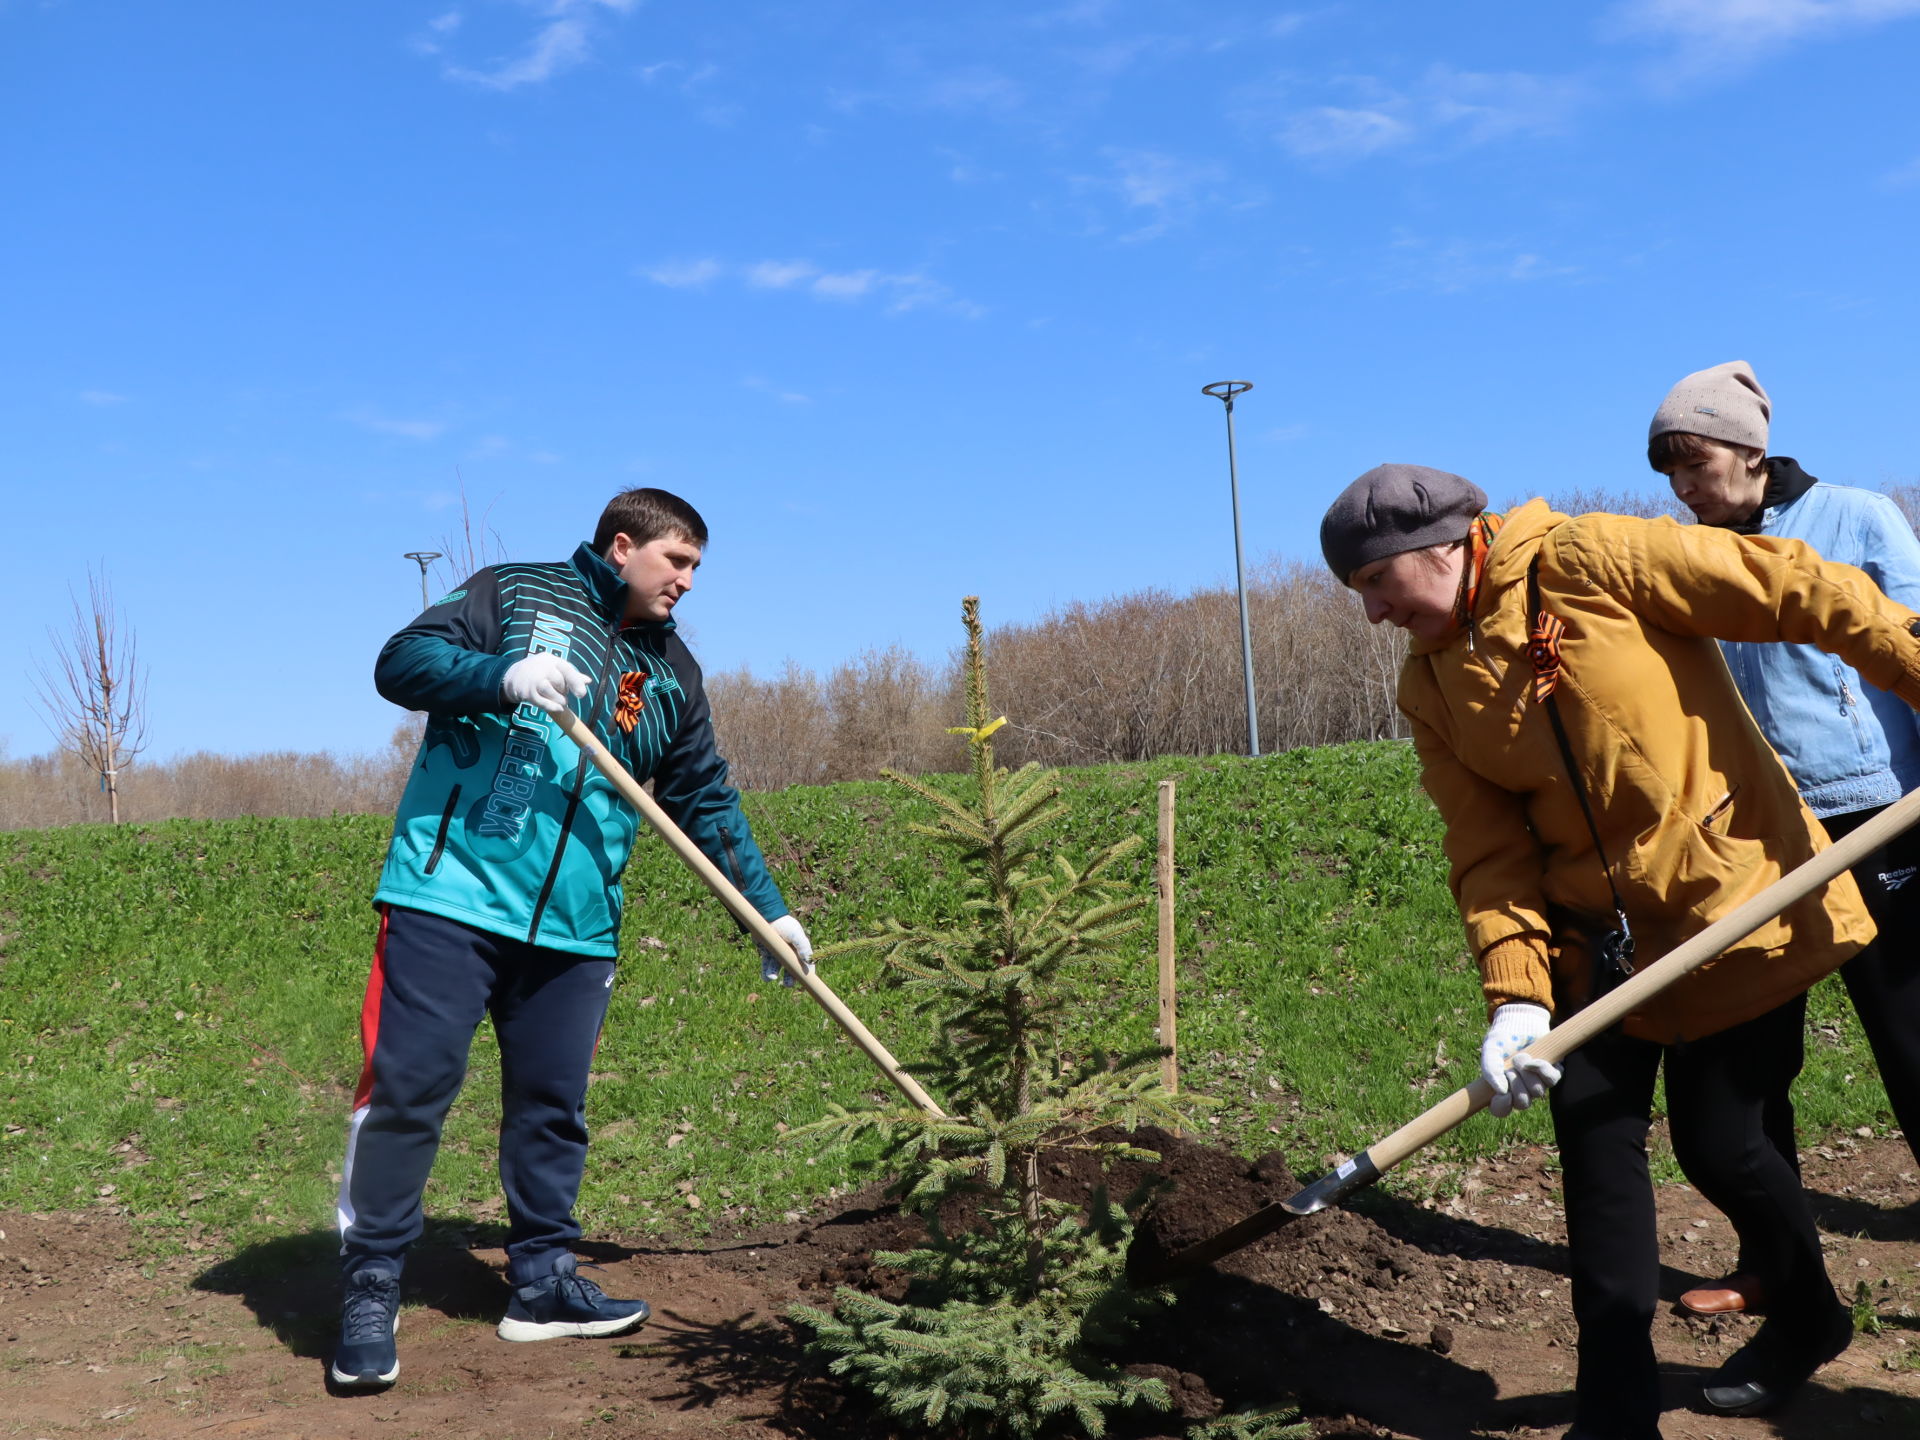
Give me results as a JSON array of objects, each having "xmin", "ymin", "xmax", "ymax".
[{"xmin": 1399, "ymin": 499, "xmax": 1920, "ymax": 1044}]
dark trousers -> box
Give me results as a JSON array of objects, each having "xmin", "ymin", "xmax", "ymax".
[
  {"xmin": 336, "ymin": 905, "xmax": 616, "ymax": 1286},
  {"xmin": 1551, "ymin": 994, "xmax": 1839, "ymax": 1435},
  {"xmin": 1810, "ymin": 807, "xmax": 1920, "ymax": 1161},
  {"xmin": 1739, "ymin": 808, "xmax": 1920, "ymax": 1275}
]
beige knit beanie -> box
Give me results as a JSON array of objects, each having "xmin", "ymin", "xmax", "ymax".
[{"xmin": 1648, "ymin": 360, "xmax": 1771, "ymax": 452}]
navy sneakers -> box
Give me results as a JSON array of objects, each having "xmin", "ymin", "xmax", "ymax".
[
  {"xmin": 330, "ymin": 1267, "xmax": 401, "ymax": 1391},
  {"xmin": 496, "ymin": 1254, "xmax": 650, "ymax": 1342}
]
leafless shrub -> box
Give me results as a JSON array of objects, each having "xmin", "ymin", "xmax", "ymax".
[
  {"xmin": 31, "ymin": 569, "xmax": 148, "ymax": 823},
  {"xmin": 1882, "ymin": 482, "xmax": 1920, "ymax": 537},
  {"xmin": 707, "ymin": 650, "xmax": 961, "ymax": 791},
  {"xmin": 980, "ymin": 560, "xmax": 1404, "ymax": 768},
  {"xmin": 427, "ymin": 475, "xmax": 508, "ymax": 600},
  {"xmin": 1535, "ymin": 485, "xmax": 1690, "ymax": 522},
  {"xmin": 706, "ymin": 662, "xmax": 833, "ymax": 791},
  {"xmin": 7, "ymin": 556, "xmax": 1425, "ymax": 824},
  {"xmin": 822, "ymin": 646, "xmax": 959, "ymax": 782},
  {"xmin": 0, "ymin": 720, "xmax": 421, "ymax": 831}
]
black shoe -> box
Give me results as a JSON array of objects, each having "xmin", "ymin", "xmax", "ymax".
[
  {"xmin": 496, "ymin": 1254, "xmax": 650, "ymax": 1342},
  {"xmin": 1699, "ymin": 1304, "xmax": 1852, "ymax": 1417},
  {"xmin": 330, "ymin": 1266, "xmax": 401, "ymax": 1391}
]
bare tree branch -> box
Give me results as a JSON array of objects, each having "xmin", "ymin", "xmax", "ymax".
[
  {"xmin": 31, "ymin": 569, "xmax": 148, "ymax": 824},
  {"xmin": 431, "ymin": 470, "xmax": 507, "ymax": 593}
]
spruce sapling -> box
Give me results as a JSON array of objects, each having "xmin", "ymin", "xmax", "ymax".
[{"xmin": 791, "ymin": 598, "xmax": 1301, "ymax": 1440}]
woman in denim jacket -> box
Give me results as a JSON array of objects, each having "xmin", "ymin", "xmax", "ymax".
[{"xmin": 1651, "ymin": 360, "xmax": 1920, "ymax": 1317}]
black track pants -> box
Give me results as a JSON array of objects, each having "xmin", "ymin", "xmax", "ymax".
[
  {"xmin": 1824, "ymin": 806, "xmax": 1920, "ymax": 1163},
  {"xmin": 1550, "ymin": 995, "xmax": 1837, "ymax": 1434},
  {"xmin": 336, "ymin": 905, "xmax": 615, "ymax": 1285}
]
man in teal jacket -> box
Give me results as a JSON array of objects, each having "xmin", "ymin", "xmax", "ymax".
[{"xmin": 331, "ymin": 487, "xmax": 812, "ymax": 1392}]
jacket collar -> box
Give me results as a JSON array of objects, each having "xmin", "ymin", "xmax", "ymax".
[
  {"xmin": 567, "ymin": 541, "xmax": 678, "ymax": 636},
  {"xmin": 1725, "ymin": 456, "xmax": 1819, "ymax": 535},
  {"xmin": 1409, "ymin": 498, "xmax": 1568, "ymax": 656}
]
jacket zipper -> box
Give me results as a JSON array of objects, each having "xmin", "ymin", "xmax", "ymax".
[
  {"xmin": 528, "ymin": 752, "xmax": 589, "ymax": 943},
  {"xmin": 425, "ymin": 785, "xmax": 462, "ymax": 875},
  {"xmin": 719, "ymin": 824, "xmax": 745, "ymax": 887}
]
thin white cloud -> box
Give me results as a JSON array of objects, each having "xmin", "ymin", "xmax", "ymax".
[
  {"xmin": 350, "ymin": 412, "xmax": 448, "ymax": 441},
  {"xmin": 745, "ymin": 259, "xmax": 818, "ymax": 289},
  {"xmin": 1608, "ymin": 0, "xmax": 1920, "ymax": 71},
  {"xmin": 743, "ymin": 376, "xmax": 813, "ymax": 405},
  {"xmin": 829, "ymin": 62, "xmax": 1025, "ymax": 119},
  {"xmin": 811, "ymin": 269, "xmax": 878, "ymax": 300},
  {"xmin": 638, "ymin": 256, "xmax": 981, "ymax": 317},
  {"xmin": 429, "ymin": 10, "xmax": 463, "ymax": 34},
  {"xmin": 1384, "ymin": 235, "xmax": 1582, "ymax": 294},
  {"xmin": 1272, "ymin": 67, "xmax": 1588, "ymax": 161},
  {"xmin": 1881, "ymin": 154, "xmax": 1920, "ymax": 189},
  {"xmin": 79, "ymin": 390, "xmax": 128, "ymax": 406},
  {"xmin": 1072, "ymin": 148, "xmax": 1242, "ymax": 241},
  {"xmin": 1279, "ymin": 106, "xmax": 1411, "ymax": 159},
  {"xmin": 437, "ymin": 0, "xmax": 637, "ymax": 91},
  {"xmin": 639, "ymin": 257, "xmax": 723, "ymax": 288}
]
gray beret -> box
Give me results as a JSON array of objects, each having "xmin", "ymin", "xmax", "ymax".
[
  {"xmin": 1320, "ymin": 464, "xmax": 1487, "ymax": 583},
  {"xmin": 1649, "ymin": 360, "xmax": 1770, "ymax": 452}
]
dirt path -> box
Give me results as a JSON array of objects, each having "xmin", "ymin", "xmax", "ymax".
[{"xmin": 4, "ymin": 1133, "xmax": 1916, "ymax": 1439}]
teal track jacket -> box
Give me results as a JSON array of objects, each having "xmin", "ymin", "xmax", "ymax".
[{"xmin": 372, "ymin": 543, "xmax": 788, "ymax": 956}]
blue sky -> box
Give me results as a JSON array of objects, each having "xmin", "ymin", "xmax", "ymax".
[{"xmin": 5, "ymin": 0, "xmax": 1920, "ymax": 760}]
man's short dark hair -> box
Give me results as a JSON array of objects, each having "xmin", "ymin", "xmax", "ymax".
[{"xmin": 593, "ymin": 488, "xmax": 709, "ymax": 553}]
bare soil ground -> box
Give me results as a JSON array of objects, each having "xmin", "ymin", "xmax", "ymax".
[{"xmin": 5, "ymin": 1129, "xmax": 1917, "ymax": 1440}]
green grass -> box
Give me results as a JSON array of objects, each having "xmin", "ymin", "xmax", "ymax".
[{"xmin": 0, "ymin": 742, "xmax": 1896, "ymax": 1253}]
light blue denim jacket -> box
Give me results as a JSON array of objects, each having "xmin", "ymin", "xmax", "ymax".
[{"xmin": 1721, "ymin": 481, "xmax": 1920, "ymax": 818}]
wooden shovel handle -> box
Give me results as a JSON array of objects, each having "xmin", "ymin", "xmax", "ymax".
[
  {"xmin": 551, "ymin": 706, "xmax": 947, "ymax": 1119},
  {"xmin": 1365, "ymin": 784, "xmax": 1920, "ymax": 1174}
]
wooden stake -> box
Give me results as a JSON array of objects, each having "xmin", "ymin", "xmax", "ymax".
[{"xmin": 1157, "ymin": 778, "xmax": 1178, "ymax": 1094}]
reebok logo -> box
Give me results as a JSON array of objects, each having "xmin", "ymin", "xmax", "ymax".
[{"xmin": 1880, "ymin": 866, "xmax": 1916, "ymax": 893}]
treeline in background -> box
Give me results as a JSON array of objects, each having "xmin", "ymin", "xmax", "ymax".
[{"xmin": 8, "ymin": 483, "xmax": 1915, "ymax": 830}]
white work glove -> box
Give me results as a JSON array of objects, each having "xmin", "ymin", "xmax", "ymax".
[
  {"xmin": 502, "ymin": 654, "xmax": 589, "ymax": 713},
  {"xmin": 758, "ymin": 914, "xmax": 814, "ymax": 987},
  {"xmin": 1480, "ymin": 1003, "xmax": 1562, "ymax": 1119}
]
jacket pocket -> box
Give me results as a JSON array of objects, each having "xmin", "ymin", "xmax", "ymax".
[
  {"xmin": 1618, "ymin": 805, "xmax": 1786, "ymax": 941},
  {"xmin": 425, "ymin": 785, "xmax": 462, "ymax": 875}
]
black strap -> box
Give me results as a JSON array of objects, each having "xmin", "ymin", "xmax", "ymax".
[{"xmin": 1528, "ymin": 556, "xmax": 1633, "ymax": 945}]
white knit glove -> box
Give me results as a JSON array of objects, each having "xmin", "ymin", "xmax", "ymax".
[
  {"xmin": 758, "ymin": 914, "xmax": 814, "ymax": 987},
  {"xmin": 502, "ymin": 654, "xmax": 589, "ymax": 713},
  {"xmin": 1480, "ymin": 1003, "xmax": 1561, "ymax": 1118}
]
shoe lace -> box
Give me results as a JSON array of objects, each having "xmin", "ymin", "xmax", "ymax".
[
  {"xmin": 551, "ymin": 1262, "xmax": 611, "ymax": 1308},
  {"xmin": 342, "ymin": 1275, "xmax": 398, "ymax": 1343}
]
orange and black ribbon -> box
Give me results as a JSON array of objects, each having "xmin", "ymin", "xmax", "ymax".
[
  {"xmin": 614, "ymin": 671, "xmax": 647, "ymax": 732},
  {"xmin": 1528, "ymin": 610, "xmax": 1566, "ymax": 702}
]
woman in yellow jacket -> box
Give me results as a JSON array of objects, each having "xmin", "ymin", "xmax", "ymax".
[{"xmin": 1320, "ymin": 463, "xmax": 1920, "ymax": 1438}]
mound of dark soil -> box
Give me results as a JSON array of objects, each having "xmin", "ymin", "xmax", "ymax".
[{"xmin": 8, "ymin": 1130, "xmax": 1919, "ymax": 1438}]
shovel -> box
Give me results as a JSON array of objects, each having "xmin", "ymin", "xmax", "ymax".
[
  {"xmin": 550, "ymin": 705, "xmax": 947, "ymax": 1120},
  {"xmin": 1133, "ymin": 785, "xmax": 1920, "ymax": 1284}
]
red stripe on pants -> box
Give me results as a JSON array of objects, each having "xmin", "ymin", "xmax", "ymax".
[{"xmin": 352, "ymin": 905, "xmax": 392, "ymax": 1111}]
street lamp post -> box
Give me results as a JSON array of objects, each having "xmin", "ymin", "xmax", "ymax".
[
  {"xmin": 404, "ymin": 551, "xmax": 443, "ymax": 613},
  {"xmin": 1201, "ymin": 381, "xmax": 1259, "ymax": 759}
]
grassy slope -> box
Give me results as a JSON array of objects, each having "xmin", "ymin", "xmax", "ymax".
[{"xmin": 0, "ymin": 742, "xmax": 1888, "ymax": 1252}]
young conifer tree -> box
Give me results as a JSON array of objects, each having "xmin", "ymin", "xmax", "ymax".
[{"xmin": 793, "ymin": 599, "xmax": 1304, "ymax": 1440}]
